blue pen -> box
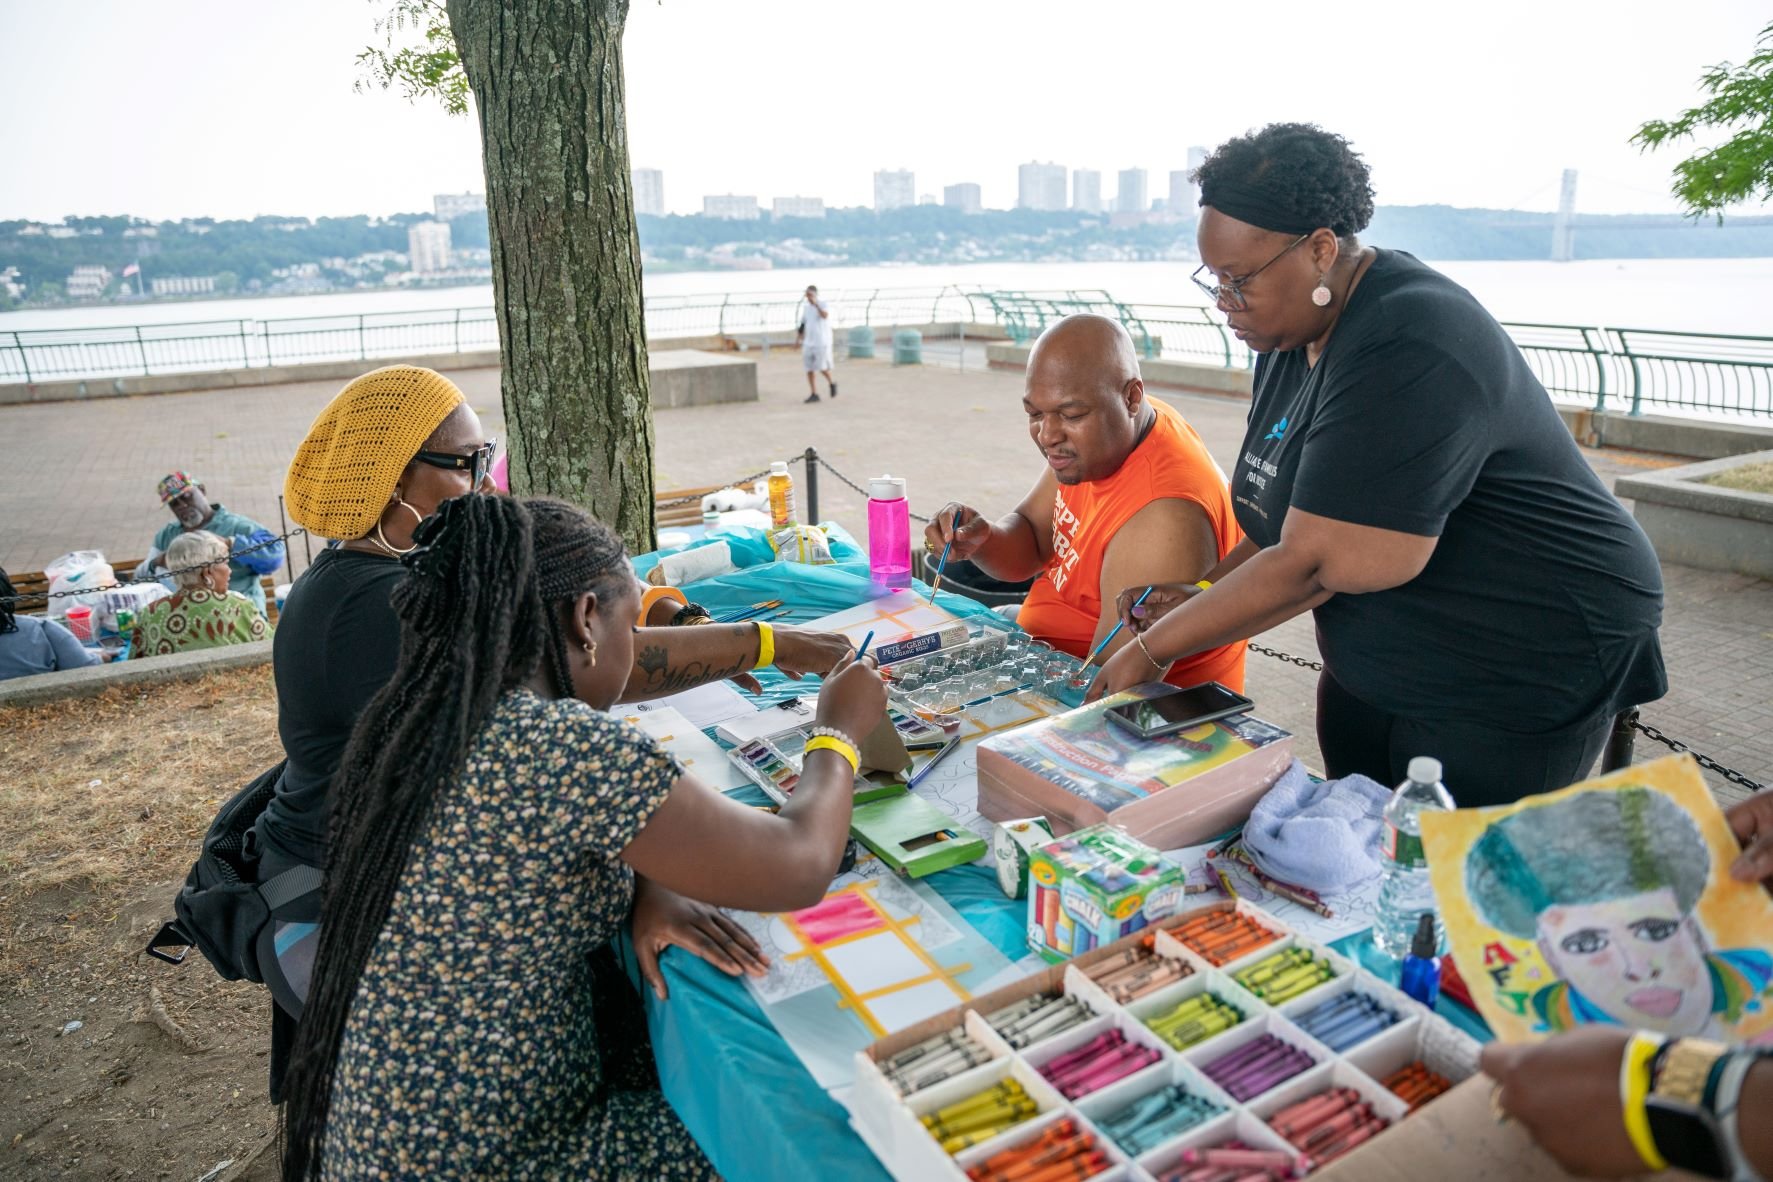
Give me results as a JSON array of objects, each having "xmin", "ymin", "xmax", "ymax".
[
  {"xmin": 1083, "ymin": 584, "xmax": 1154, "ymax": 669},
  {"xmin": 855, "ymin": 629, "xmax": 875, "ymax": 660}
]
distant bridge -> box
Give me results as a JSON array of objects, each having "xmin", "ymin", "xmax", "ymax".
[{"xmin": 1487, "ymin": 170, "xmax": 1773, "ymax": 259}]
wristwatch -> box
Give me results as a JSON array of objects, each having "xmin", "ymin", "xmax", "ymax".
[{"xmin": 1645, "ymin": 1038, "xmax": 1731, "ymax": 1179}]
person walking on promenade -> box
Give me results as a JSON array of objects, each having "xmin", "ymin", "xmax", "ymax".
[{"xmin": 797, "ymin": 285, "xmax": 837, "ymax": 403}]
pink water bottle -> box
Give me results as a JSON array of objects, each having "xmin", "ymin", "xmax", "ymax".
[{"xmin": 868, "ymin": 475, "xmax": 911, "ymax": 591}]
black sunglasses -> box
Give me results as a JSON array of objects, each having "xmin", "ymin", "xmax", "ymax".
[{"xmin": 414, "ymin": 438, "xmax": 498, "ymax": 487}]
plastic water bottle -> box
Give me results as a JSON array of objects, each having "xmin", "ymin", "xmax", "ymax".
[
  {"xmin": 1373, "ymin": 756, "xmax": 1456, "ymax": 959},
  {"xmin": 767, "ymin": 461, "xmax": 796, "ymax": 529},
  {"xmin": 868, "ymin": 475, "xmax": 911, "ymax": 590}
]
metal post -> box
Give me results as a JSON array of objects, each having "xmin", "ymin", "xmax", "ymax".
[
  {"xmin": 135, "ymin": 326, "xmax": 150, "ymax": 376},
  {"xmin": 453, "ymin": 307, "xmax": 461, "ymax": 354},
  {"xmin": 358, "ymin": 314, "xmax": 367, "ymax": 361},
  {"xmin": 802, "ymin": 446, "xmax": 820, "ymax": 525},
  {"xmin": 15, "ymin": 337, "xmax": 32, "ymax": 384},
  {"xmin": 239, "ymin": 320, "xmax": 250, "ymax": 368},
  {"xmin": 1601, "ymin": 707, "xmax": 1638, "ymax": 774}
]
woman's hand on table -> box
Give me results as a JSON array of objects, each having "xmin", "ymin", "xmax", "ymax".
[
  {"xmin": 629, "ymin": 877, "xmax": 769, "ymax": 1001},
  {"xmin": 771, "ymin": 626, "xmax": 854, "ymax": 681},
  {"xmin": 1085, "ymin": 640, "xmax": 1165, "ymax": 703},
  {"xmin": 1728, "ymin": 791, "xmax": 1773, "ymax": 893},
  {"xmin": 1114, "ymin": 581, "xmax": 1206, "ymax": 634},
  {"xmin": 815, "ymin": 651, "xmax": 887, "ymax": 743},
  {"xmin": 1480, "ymin": 1026, "xmax": 1646, "ymax": 1177}
]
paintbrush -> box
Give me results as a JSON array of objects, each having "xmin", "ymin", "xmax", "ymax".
[
  {"xmin": 928, "ymin": 535, "xmax": 955, "ymax": 603},
  {"xmin": 907, "ymin": 735, "xmax": 961, "ymax": 787},
  {"xmin": 1082, "ymin": 585, "xmax": 1154, "ymax": 669},
  {"xmin": 718, "ymin": 599, "xmax": 784, "ymax": 624}
]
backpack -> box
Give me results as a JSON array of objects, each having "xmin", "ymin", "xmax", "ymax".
[{"xmin": 147, "ymin": 759, "xmax": 321, "ymax": 1014}]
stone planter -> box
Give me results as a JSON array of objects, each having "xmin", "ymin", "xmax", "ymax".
[{"xmin": 1616, "ymin": 449, "xmax": 1773, "ymax": 579}]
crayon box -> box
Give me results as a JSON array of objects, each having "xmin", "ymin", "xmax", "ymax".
[{"xmin": 1026, "ymin": 824, "xmax": 1188, "ymax": 962}]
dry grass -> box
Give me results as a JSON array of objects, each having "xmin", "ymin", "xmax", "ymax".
[
  {"xmin": 0, "ymin": 667, "xmax": 282, "ymax": 984},
  {"xmin": 1703, "ymin": 460, "xmax": 1773, "ymax": 495}
]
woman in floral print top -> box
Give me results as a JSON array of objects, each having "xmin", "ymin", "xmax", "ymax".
[{"xmin": 279, "ymin": 495, "xmax": 886, "ymax": 1180}]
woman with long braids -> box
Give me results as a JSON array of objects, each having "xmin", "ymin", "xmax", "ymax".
[
  {"xmin": 281, "ymin": 494, "xmax": 886, "ymax": 1178},
  {"xmin": 256, "ymin": 365, "xmax": 853, "ymax": 1099}
]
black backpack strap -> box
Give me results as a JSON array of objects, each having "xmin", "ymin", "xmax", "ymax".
[{"xmin": 257, "ymin": 865, "xmax": 323, "ymax": 911}]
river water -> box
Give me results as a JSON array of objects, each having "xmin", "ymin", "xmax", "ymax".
[{"xmin": 4, "ymin": 256, "xmax": 1771, "ymax": 337}]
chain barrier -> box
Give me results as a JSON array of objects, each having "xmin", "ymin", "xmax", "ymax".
[
  {"xmin": 808, "ymin": 453, "xmax": 933, "ymax": 524},
  {"xmin": 2, "ymin": 528, "xmax": 305, "ymax": 607}
]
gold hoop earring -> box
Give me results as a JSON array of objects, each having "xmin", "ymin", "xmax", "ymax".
[
  {"xmin": 372, "ymin": 496, "xmax": 425, "ymax": 556},
  {"xmin": 582, "ymin": 639, "xmax": 598, "ymax": 666}
]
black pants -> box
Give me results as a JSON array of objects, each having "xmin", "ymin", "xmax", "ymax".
[{"xmin": 1316, "ymin": 670, "xmax": 1612, "ymax": 808}]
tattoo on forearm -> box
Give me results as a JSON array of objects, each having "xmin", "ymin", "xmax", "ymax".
[{"xmin": 634, "ymin": 644, "xmax": 751, "ymax": 694}]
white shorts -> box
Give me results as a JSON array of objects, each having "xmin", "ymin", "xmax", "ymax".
[{"xmin": 803, "ymin": 343, "xmax": 833, "ymax": 372}]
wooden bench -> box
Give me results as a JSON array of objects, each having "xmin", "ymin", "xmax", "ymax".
[
  {"xmin": 654, "ymin": 478, "xmax": 763, "ymax": 530},
  {"xmin": 10, "ymin": 558, "xmax": 284, "ymax": 627}
]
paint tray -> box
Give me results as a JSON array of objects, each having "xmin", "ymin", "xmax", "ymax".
[
  {"xmin": 728, "ymin": 732, "xmax": 906, "ymax": 806},
  {"xmin": 851, "ymin": 791, "xmax": 987, "ymax": 878}
]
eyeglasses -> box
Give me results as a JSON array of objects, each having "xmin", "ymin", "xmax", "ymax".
[
  {"xmin": 414, "ymin": 438, "xmax": 498, "ymax": 487},
  {"xmin": 1190, "ymin": 233, "xmax": 1310, "ymax": 312}
]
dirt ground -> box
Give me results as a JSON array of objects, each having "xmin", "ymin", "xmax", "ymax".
[{"xmin": 2, "ymin": 670, "xmax": 285, "ymax": 1181}]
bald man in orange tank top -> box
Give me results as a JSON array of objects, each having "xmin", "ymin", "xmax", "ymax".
[{"xmin": 926, "ymin": 314, "xmax": 1247, "ymax": 691}]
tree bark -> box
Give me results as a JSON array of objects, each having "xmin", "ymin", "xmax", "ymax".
[{"xmin": 446, "ymin": 0, "xmax": 655, "ymax": 551}]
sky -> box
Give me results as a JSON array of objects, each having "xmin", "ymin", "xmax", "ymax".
[{"xmin": 1, "ymin": 0, "xmax": 1768, "ymax": 222}]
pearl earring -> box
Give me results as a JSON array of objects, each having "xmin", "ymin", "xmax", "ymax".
[{"xmin": 1310, "ymin": 275, "xmax": 1333, "ymax": 307}]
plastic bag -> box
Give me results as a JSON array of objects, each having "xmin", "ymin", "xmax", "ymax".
[{"xmin": 44, "ymin": 551, "xmax": 115, "ymax": 619}]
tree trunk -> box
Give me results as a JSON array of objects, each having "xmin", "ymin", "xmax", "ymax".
[{"xmin": 446, "ymin": 0, "xmax": 655, "ymax": 552}]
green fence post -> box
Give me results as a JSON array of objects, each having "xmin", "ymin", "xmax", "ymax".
[{"xmin": 135, "ymin": 326, "xmax": 150, "ymax": 376}]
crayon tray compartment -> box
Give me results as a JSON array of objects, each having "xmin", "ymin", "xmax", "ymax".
[
  {"xmin": 1342, "ymin": 1012, "xmax": 1481, "ymax": 1112},
  {"xmin": 1132, "ymin": 1108, "xmax": 1304, "ymax": 1179},
  {"xmin": 1247, "ymin": 1059, "xmax": 1410, "ymax": 1165},
  {"xmin": 1276, "ymin": 971, "xmax": 1416, "ymax": 1055},
  {"xmin": 1181, "ymin": 1011, "xmax": 1326, "ymax": 1104},
  {"xmin": 1022, "ymin": 1007, "xmax": 1174, "ymax": 1102},
  {"xmin": 907, "ymin": 1055, "xmax": 1066, "ymax": 1159},
  {"xmin": 1072, "ymin": 1055, "xmax": 1233, "ymax": 1160},
  {"xmin": 952, "ymin": 1108, "xmax": 1133, "ymax": 1182},
  {"xmin": 1123, "ymin": 969, "xmax": 1260, "ymax": 1055},
  {"xmin": 1160, "ymin": 900, "xmax": 1291, "ymax": 967},
  {"xmin": 1220, "ymin": 935, "xmax": 1351, "ymax": 1005}
]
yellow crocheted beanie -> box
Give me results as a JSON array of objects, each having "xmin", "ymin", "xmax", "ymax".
[{"xmin": 284, "ymin": 365, "xmax": 466, "ymax": 540}]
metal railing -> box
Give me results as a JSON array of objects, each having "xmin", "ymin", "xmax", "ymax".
[{"xmin": 5, "ymin": 286, "xmax": 1771, "ymax": 419}]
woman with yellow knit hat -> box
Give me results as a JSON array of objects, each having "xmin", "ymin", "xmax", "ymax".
[{"xmin": 253, "ymin": 365, "xmax": 851, "ymax": 1100}]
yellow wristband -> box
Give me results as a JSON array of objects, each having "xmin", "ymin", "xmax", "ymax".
[
  {"xmin": 1621, "ymin": 1031, "xmax": 1670, "ymax": 1171},
  {"xmin": 754, "ymin": 620, "xmax": 776, "ymax": 669},
  {"xmin": 803, "ymin": 736, "xmax": 859, "ymax": 774},
  {"xmin": 1194, "ymin": 579, "xmax": 1213, "ymax": 590}
]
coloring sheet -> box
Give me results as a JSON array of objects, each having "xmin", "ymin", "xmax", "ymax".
[
  {"xmin": 726, "ymin": 854, "xmax": 1015, "ymax": 1088},
  {"xmin": 1422, "ymin": 754, "xmax": 1773, "ymax": 1043}
]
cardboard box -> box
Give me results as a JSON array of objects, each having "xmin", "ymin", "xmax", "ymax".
[
  {"xmin": 1027, "ymin": 824, "xmax": 1188, "ymax": 962},
  {"xmin": 976, "ymin": 686, "xmax": 1294, "ymax": 849}
]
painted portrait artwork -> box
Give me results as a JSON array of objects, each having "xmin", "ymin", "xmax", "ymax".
[{"xmin": 1421, "ymin": 754, "xmax": 1773, "ymax": 1044}]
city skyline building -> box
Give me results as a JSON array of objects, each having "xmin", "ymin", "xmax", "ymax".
[
  {"xmin": 771, "ymin": 195, "xmax": 825, "ymax": 219},
  {"xmin": 703, "ymin": 194, "xmax": 761, "ymax": 220},
  {"xmin": 943, "ymin": 182, "xmax": 982, "ymax": 213},
  {"xmin": 1116, "ymin": 168, "xmax": 1149, "ymax": 214},
  {"xmin": 432, "ymin": 192, "xmax": 485, "ymax": 222},
  {"xmin": 874, "ymin": 168, "xmax": 914, "ymax": 211},
  {"xmin": 632, "ymin": 168, "xmax": 666, "ymax": 217},
  {"xmin": 407, "ymin": 220, "xmax": 452, "ymax": 273},
  {"xmin": 1071, "ymin": 168, "xmax": 1102, "ymax": 213},
  {"xmin": 1018, "ymin": 161, "xmax": 1067, "ymax": 211}
]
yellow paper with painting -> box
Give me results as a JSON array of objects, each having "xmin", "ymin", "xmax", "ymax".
[{"xmin": 1421, "ymin": 754, "xmax": 1773, "ymax": 1044}]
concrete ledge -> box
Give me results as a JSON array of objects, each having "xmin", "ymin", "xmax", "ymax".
[
  {"xmin": 1617, "ymin": 450, "xmax": 1773, "ymax": 578},
  {"xmin": 987, "ymin": 342, "xmax": 1255, "ymax": 398},
  {"xmin": 648, "ymin": 349, "xmax": 758, "ymax": 407},
  {"xmin": 1, "ymin": 352, "xmax": 502, "ymax": 405},
  {"xmin": 0, "ymin": 639, "xmax": 272, "ymax": 709},
  {"xmin": 1559, "ymin": 408, "xmax": 1773, "ymax": 460}
]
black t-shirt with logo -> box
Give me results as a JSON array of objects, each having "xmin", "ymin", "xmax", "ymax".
[{"xmin": 1234, "ymin": 249, "xmax": 1665, "ymax": 736}]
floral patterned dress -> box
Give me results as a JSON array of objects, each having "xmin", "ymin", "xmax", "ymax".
[
  {"xmin": 320, "ymin": 688, "xmax": 718, "ymax": 1181},
  {"xmin": 132, "ymin": 587, "xmax": 268, "ymax": 655}
]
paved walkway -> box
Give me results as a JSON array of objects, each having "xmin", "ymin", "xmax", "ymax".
[{"xmin": 2, "ymin": 351, "xmax": 1766, "ymax": 801}]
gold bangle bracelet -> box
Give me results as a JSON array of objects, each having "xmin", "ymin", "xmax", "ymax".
[{"xmin": 1133, "ymin": 631, "xmax": 1169, "ymax": 674}]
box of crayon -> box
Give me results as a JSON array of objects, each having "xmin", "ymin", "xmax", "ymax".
[
  {"xmin": 1026, "ymin": 825, "xmax": 1189, "ymax": 963},
  {"xmin": 851, "ymin": 898, "xmax": 1483, "ymax": 1182}
]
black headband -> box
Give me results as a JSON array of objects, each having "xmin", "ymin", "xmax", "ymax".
[{"xmin": 1198, "ymin": 177, "xmax": 1329, "ymax": 236}]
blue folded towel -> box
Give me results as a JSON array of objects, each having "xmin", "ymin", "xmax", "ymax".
[{"xmin": 1240, "ymin": 760, "xmax": 1394, "ymax": 894}]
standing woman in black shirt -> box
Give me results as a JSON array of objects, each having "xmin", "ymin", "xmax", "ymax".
[{"xmin": 1092, "ymin": 124, "xmax": 1665, "ymax": 807}]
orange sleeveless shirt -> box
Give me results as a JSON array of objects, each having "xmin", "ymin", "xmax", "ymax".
[{"xmin": 1020, "ymin": 399, "xmax": 1247, "ymax": 692}]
